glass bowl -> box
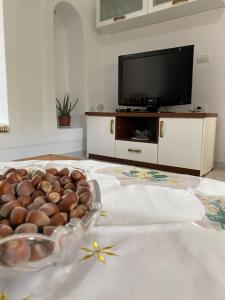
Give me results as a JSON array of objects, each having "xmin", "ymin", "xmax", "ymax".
[{"xmin": 0, "ymin": 165, "xmax": 102, "ymax": 276}]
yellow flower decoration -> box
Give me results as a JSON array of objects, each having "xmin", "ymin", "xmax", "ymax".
[
  {"xmin": 80, "ymin": 240, "xmax": 119, "ymax": 265},
  {"xmin": 0, "ymin": 290, "xmax": 7, "ymax": 300},
  {"xmin": 100, "ymin": 211, "xmax": 108, "ymax": 217},
  {"xmin": 0, "ymin": 291, "xmax": 31, "ymax": 300}
]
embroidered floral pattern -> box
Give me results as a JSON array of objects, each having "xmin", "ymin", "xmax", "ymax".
[
  {"xmin": 204, "ymin": 199, "xmax": 225, "ymax": 230},
  {"xmin": 80, "ymin": 241, "xmax": 118, "ymax": 264},
  {"xmin": 122, "ymin": 168, "xmax": 169, "ymax": 182},
  {"xmin": 0, "ymin": 290, "xmax": 31, "ymax": 300}
]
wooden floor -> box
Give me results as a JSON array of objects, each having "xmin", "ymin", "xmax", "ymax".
[{"xmin": 15, "ymin": 154, "xmax": 80, "ymax": 161}]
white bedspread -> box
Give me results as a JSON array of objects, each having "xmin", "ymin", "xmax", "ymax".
[
  {"xmin": 1, "ymin": 223, "xmax": 225, "ymax": 300},
  {"xmin": 0, "ymin": 160, "xmax": 225, "ymax": 300},
  {"xmin": 97, "ymin": 183, "xmax": 205, "ymax": 225}
]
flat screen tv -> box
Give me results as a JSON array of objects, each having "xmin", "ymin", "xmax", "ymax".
[{"xmin": 118, "ymin": 45, "xmax": 194, "ymax": 107}]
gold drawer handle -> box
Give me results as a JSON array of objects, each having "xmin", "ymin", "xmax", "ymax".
[
  {"xmin": 114, "ymin": 15, "xmax": 126, "ymax": 22},
  {"xmin": 110, "ymin": 119, "xmax": 114, "ymax": 134},
  {"xmin": 160, "ymin": 121, "xmax": 164, "ymax": 138},
  {"xmin": 128, "ymin": 148, "xmax": 142, "ymax": 153}
]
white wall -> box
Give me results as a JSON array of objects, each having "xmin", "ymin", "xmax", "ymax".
[
  {"xmin": 0, "ymin": 0, "xmax": 8, "ymax": 124},
  {"xmin": 1, "ymin": 0, "xmax": 225, "ymax": 165},
  {"xmin": 54, "ymin": 2, "xmax": 85, "ymax": 127},
  {"xmin": 0, "ymin": 0, "xmax": 97, "ymax": 161},
  {"xmin": 89, "ymin": 8, "xmax": 225, "ymax": 165}
]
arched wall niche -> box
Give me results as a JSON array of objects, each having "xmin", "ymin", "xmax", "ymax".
[{"xmin": 53, "ymin": 1, "xmax": 85, "ymax": 128}]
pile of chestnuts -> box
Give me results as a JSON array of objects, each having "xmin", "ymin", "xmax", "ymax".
[{"xmin": 0, "ymin": 167, "xmax": 93, "ymax": 267}]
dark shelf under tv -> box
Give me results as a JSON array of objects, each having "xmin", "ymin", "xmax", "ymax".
[{"xmin": 116, "ymin": 116, "xmax": 159, "ymax": 144}]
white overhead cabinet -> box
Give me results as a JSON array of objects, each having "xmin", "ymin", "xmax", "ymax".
[
  {"xmin": 87, "ymin": 116, "xmax": 116, "ymax": 157},
  {"xmin": 97, "ymin": 0, "xmax": 225, "ymax": 34},
  {"xmin": 96, "ymin": 0, "xmax": 148, "ymax": 28}
]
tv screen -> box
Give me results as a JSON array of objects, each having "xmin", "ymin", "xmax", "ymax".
[{"xmin": 118, "ymin": 45, "xmax": 194, "ymax": 107}]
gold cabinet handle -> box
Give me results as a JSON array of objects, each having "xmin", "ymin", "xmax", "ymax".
[
  {"xmin": 114, "ymin": 16, "xmax": 126, "ymax": 22},
  {"xmin": 110, "ymin": 119, "xmax": 114, "ymax": 134},
  {"xmin": 160, "ymin": 121, "xmax": 164, "ymax": 138},
  {"xmin": 128, "ymin": 148, "xmax": 142, "ymax": 153}
]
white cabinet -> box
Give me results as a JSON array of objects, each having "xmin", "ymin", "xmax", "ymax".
[
  {"xmin": 96, "ymin": 0, "xmax": 148, "ymax": 28},
  {"xmin": 86, "ymin": 114, "xmax": 217, "ymax": 176},
  {"xmin": 116, "ymin": 140, "xmax": 158, "ymax": 164},
  {"xmin": 158, "ymin": 118, "xmax": 217, "ymax": 175},
  {"xmin": 158, "ymin": 118, "xmax": 203, "ymax": 170},
  {"xmin": 87, "ymin": 116, "xmax": 115, "ymax": 157},
  {"xmin": 97, "ymin": 0, "xmax": 225, "ymax": 34}
]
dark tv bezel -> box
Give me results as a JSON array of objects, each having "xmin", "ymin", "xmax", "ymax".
[{"xmin": 118, "ymin": 45, "xmax": 194, "ymax": 107}]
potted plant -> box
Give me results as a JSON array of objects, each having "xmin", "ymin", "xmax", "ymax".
[{"xmin": 56, "ymin": 92, "xmax": 78, "ymax": 127}]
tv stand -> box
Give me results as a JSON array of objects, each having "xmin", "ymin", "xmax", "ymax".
[{"xmin": 85, "ymin": 112, "xmax": 217, "ymax": 176}]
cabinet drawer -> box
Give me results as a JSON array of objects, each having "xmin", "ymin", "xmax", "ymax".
[{"xmin": 116, "ymin": 140, "xmax": 158, "ymax": 163}]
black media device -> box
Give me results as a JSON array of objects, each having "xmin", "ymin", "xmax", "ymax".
[{"xmin": 118, "ymin": 45, "xmax": 194, "ymax": 111}]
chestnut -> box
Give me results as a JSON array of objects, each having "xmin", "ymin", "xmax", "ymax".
[
  {"xmin": 77, "ymin": 180, "xmax": 90, "ymax": 189},
  {"xmin": 58, "ymin": 192, "xmax": 78, "ymax": 212},
  {"xmin": 0, "ymin": 180, "xmax": 13, "ymax": 195},
  {"xmin": 16, "ymin": 169, "xmax": 28, "ymax": 176},
  {"xmin": 15, "ymin": 223, "xmax": 38, "ymax": 234},
  {"xmin": 42, "ymin": 173, "xmax": 56, "ymax": 184},
  {"xmin": 33, "ymin": 196, "xmax": 46, "ymax": 207},
  {"xmin": 46, "ymin": 191, "xmax": 61, "ymax": 204},
  {"xmin": 52, "ymin": 181, "xmax": 62, "ymax": 193},
  {"xmin": 10, "ymin": 207, "xmax": 28, "ymax": 226},
  {"xmin": 38, "ymin": 181, "xmax": 52, "ymax": 194},
  {"xmin": 6, "ymin": 172, "xmax": 22, "ymax": 184},
  {"xmin": 30, "ymin": 243, "xmax": 49, "ymax": 261},
  {"xmin": 39, "ymin": 203, "xmax": 59, "ymax": 217},
  {"xmin": 17, "ymin": 195, "xmax": 32, "ymax": 207},
  {"xmin": 58, "ymin": 168, "xmax": 69, "ymax": 177},
  {"xmin": 78, "ymin": 190, "xmax": 93, "ymax": 206},
  {"xmin": 60, "ymin": 176, "xmax": 71, "ymax": 186},
  {"xmin": 0, "ymin": 219, "xmax": 11, "ymax": 226},
  {"xmin": 64, "ymin": 183, "xmax": 75, "ymax": 191},
  {"xmin": 70, "ymin": 207, "xmax": 86, "ymax": 219},
  {"xmin": 4, "ymin": 168, "xmax": 16, "ymax": 176},
  {"xmin": 26, "ymin": 210, "xmax": 50, "ymax": 227},
  {"xmin": 2, "ymin": 239, "xmax": 31, "ymax": 267},
  {"xmin": 70, "ymin": 170, "xmax": 85, "ymax": 182},
  {"xmin": 31, "ymin": 174, "xmax": 42, "ymax": 187},
  {"xmin": 50, "ymin": 212, "xmax": 67, "ymax": 226},
  {"xmin": 17, "ymin": 181, "xmax": 34, "ymax": 197},
  {"xmin": 0, "ymin": 245, "xmax": 3, "ymax": 259},
  {"xmin": 43, "ymin": 226, "xmax": 57, "ymax": 236},
  {"xmin": 0, "ymin": 175, "xmax": 5, "ymax": 181},
  {"xmin": 46, "ymin": 168, "xmax": 58, "ymax": 176},
  {"xmin": 31, "ymin": 190, "xmax": 44, "ymax": 201},
  {"xmin": 0, "ymin": 193, "xmax": 16, "ymax": 203},
  {"xmin": 0, "ymin": 224, "xmax": 13, "ymax": 237},
  {"xmin": 0, "ymin": 201, "xmax": 22, "ymax": 218}
]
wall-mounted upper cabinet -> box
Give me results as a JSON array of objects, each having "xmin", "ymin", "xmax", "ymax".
[
  {"xmin": 96, "ymin": 0, "xmax": 148, "ymax": 28},
  {"xmin": 97, "ymin": 0, "xmax": 225, "ymax": 34}
]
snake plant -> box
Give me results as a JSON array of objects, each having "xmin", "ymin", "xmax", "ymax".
[{"xmin": 56, "ymin": 92, "xmax": 78, "ymax": 116}]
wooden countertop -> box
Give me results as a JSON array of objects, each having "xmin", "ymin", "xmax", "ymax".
[{"xmin": 85, "ymin": 112, "xmax": 218, "ymax": 118}]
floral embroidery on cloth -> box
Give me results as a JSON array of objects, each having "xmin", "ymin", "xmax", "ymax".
[{"xmin": 97, "ymin": 166, "xmax": 225, "ymax": 231}]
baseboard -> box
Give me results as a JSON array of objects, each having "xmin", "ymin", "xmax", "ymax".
[
  {"xmin": 0, "ymin": 139, "xmax": 84, "ymax": 161},
  {"xmin": 214, "ymin": 161, "xmax": 225, "ymax": 170}
]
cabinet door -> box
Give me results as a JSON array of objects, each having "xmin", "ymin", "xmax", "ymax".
[
  {"xmin": 87, "ymin": 117, "xmax": 115, "ymax": 157},
  {"xmin": 158, "ymin": 118, "xmax": 203, "ymax": 170},
  {"xmin": 97, "ymin": 0, "xmax": 148, "ymax": 27}
]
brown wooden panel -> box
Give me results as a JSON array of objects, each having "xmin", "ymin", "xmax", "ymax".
[
  {"xmin": 89, "ymin": 154, "xmax": 200, "ymax": 176},
  {"xmin": 85, "ymin": 112, "xmax": 218, "ymax": 118}
]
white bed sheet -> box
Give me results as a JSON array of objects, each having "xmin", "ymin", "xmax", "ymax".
[{"xmin": 0, "ymin": 160, "xmax": 225, "ymax": 300}]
